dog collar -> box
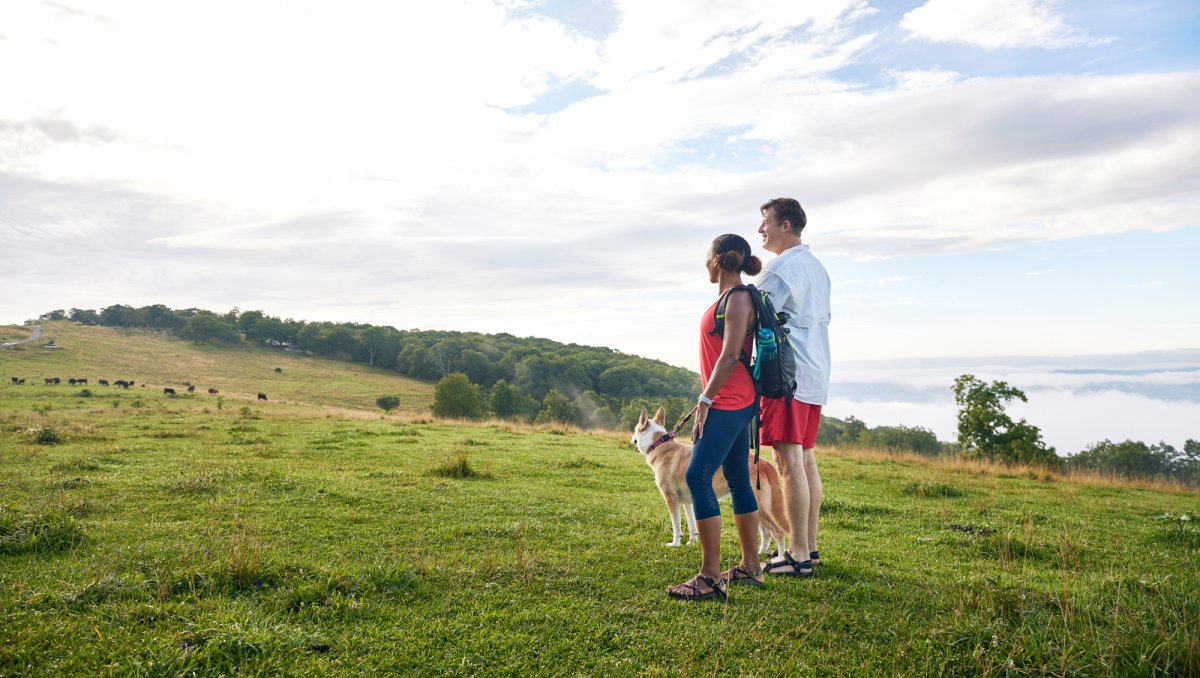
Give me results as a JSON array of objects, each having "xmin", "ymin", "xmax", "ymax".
[{"xmin": 646, "ymin": 432, "xmax": 675, "ymax": 454}]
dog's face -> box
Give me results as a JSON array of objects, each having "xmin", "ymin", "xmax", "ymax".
[{"xmin": 630, "ymin": 406, "xmax": 668, "ymax": 454}]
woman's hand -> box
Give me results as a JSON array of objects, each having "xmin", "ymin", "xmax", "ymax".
[{"xmin": 692, "ymin": 402, "xmax": 709, "ymax": 442}]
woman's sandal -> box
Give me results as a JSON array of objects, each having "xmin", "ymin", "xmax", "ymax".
[
  {"xmin": 810, "ymin": 550, "xmax": 821, "ymax": 567},
  {"xmin": 763, "ymin": 550, "xmax": 814, "ymax": 577},
  {"xmin": 724, "ymin": 564, "xmax": 765, "ymax": 587},
  {"xmin": 667, "ymin": 573, "xmax": 728, "ymax": 601}
]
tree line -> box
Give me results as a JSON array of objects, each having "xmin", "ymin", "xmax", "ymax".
[
  {"xmin": 40, "ymin": 308, "xmax": 1196, "ymax": 484},
  {"xmin": 41, "ymin": 305, "xmax": 700, "ymax": 426}
]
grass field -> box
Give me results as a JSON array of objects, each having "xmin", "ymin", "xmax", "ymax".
[{"xmin": 1, "ymin": 324, "xmax": 1198, "ymax": 675}]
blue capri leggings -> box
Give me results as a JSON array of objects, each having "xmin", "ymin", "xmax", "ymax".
[{"xmin": 686, "ymin": 403, "xmax": 758, "ymax": 521}]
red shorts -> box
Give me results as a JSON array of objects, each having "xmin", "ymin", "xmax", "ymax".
[{"xmin": 759, "ymin": 398, "xmax": 822, "ymax": 448}]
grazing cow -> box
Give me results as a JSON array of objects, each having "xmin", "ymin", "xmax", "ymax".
[
  {"xmin": 17, "ymin": 378, "xmax": 24, "ymax": 385},
  {"xmin": 257, "ymin": 392, "xmax": 267, "ymax": 401},
  {"xmin": 9, "ymin": 377, "xmax": 17, "ymax": 384},
  {"xmin": 68, "ymin": 378, "xmax": 77, "ymax": 385},
  {"xmin": 77, "ymin": 378, "xmax": 87, "ymax": 385},
  {"xmin": 186, "ymin": 385, "xmax": 195, "ymax": 393},
  {"xmin": 99, "ymin": 379, "xmax": 109, "ymax": 386},
  {"xmin": 44, "ymin": 377, "xmax": 54, "ymax": 385},
  {"xmin": 208, "ymin": 388, "xmax": 219, "ymax": 395},
  {"xmin": 163, "ymin": 387, "xmax": 176, "ymax": 395}
]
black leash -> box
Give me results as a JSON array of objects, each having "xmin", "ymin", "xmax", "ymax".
[{"xmin": 647, "ymin": 406, "xmax": 700, "ymax": 454}]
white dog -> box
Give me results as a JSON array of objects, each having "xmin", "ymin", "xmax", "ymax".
[{"xmin": 631, "ymin": 407, "xmax": 788, "ymax": 552}]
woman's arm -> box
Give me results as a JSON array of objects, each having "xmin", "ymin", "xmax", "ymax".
[{"xmin": 693, "ymin": 289, "xmax": 755, "ymax": 440}]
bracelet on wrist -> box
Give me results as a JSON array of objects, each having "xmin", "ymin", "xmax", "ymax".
[{"xmin": 697, "ymin": 393, "xmax": 714, "ymax": 406}]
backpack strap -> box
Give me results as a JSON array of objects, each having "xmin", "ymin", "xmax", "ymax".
[{"xmin": 709, "ymin": 284, "xmax": 749, "ymax": 337}]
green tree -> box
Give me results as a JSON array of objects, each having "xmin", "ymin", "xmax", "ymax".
[
  {"xmin": 952, "ymin": 374, "xmax": 1057, "ymax": 466},
  {"xmin": 376, "ymin": 395, "xmax": 401, "ymax": 412},
  {"xmin": 535, "ymin": 389, "xmax": 579, "ymax": 425},
  {"xmin": 489, "ymin": 379, "xmax": 535, "ymax": 420},
  {"xmin": 432, "ymin": 373, "xmax": 485, "ymax": 419},
  {"xmin": 862, "ymin": 425, "xmax": 941, "ymax": 455},
  {"xmin": 178, "ymin": 313, "xmax": 241, "ymax": 344},
  {"xmin": 1068, "ymin": 439, "xmax": 1175, "ymax": 479},
  {"xmin": 360, "ymin": 326, "xmax": 401, "ymax": 367},
  {"xmin": 68, "ymin": 308, "xmax": 99, "ymax": 325}
]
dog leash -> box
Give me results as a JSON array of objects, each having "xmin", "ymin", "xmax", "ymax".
[{"xmin": 646, "ymin": 405, "xmax": 699, "ymax": 454}]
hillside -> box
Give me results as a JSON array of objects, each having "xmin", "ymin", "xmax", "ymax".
[
  {"xmin": 0, "ymin": 321, "xmax": 433, "ymax": 415},
  {"xmin": 1, "ymin": 321, "xmax": 1198, "ymax": 674}
]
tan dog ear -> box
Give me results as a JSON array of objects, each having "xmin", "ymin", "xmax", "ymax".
[
  {"xmin": 654, "ymin": 406, "xmax": 666, "ymax": 425},
  {"xmin": 638, "ymin": 409, "xmax": 648, "ymax": 427}
]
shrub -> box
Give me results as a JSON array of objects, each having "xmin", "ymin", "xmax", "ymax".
[
  {"xmin": 432, "ymin": 373, "xmax": 485, "ymax": 419},
  {"xmin": 0, "ymin": 507, "xmax": 85, "ymax": 555},
  {"xmin": 29, "ymin": 425, "xmax": 62, "ymax": 445},
  {"xmin": 427, "ymin": 455, "xmax": 490, "ymax": 479},
  {"xmin": 76, "ymin": 389, "xmax": 93, "ymax": 398},
  {"xmin": 376, "ymin": 395, "xmax": 400, "ymax": 412},
  {"xmin": 901, "ymin": 480, "xmax": 965, "ymax": 498}
]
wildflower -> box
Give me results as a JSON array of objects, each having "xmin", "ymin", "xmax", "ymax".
[{"xmin": 1181, "ymin": 514, "xmax": 1191, "ymax": 522}]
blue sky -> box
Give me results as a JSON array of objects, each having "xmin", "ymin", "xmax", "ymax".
[{"xmin": 2, "ymin": 1, "xmax": 1197, "ymax": 410}]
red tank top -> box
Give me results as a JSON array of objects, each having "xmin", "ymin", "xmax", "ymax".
[{"xmin": 699, "ymin": 290, "xmax": 756, "ymax": 410}]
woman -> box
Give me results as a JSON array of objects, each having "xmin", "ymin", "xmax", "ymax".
[{"xmin": 667, "ymin": 234, "xmax": 765, "ymax": 600}]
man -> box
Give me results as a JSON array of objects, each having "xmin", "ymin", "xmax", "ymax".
[{"xmin": 753, "ymin": 197, "xmax": 831, "ymax": 577}]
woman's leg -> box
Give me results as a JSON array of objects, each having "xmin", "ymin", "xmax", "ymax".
[
  {"xmin": 671, "ymin": 407, "xmax": 753, "ymax": 595},
  {"xmin": 720, "ymin": 406, "xmax": 764, "ymax": 579}
]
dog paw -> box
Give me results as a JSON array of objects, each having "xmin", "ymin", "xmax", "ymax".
[{"xmin": 667, "ymin": 541, "xmax": 683, "ymax": 547}]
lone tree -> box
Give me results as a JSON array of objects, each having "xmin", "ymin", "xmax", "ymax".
[
  {"xmin": 376, "ymin": 395, "xmax": 400, "ymax": 412},
  {"xmin": 952, "ymin": 374, "xmax": 1058, "ymax": 467},
  {"xmin": 432, "ymin": 373, "xmax": 485, "ymax": 419}
]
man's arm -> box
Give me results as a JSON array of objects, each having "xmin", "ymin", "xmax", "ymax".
[{"xmin": 755, "ymin": 269, "xmax": 792, "ymax": 309}]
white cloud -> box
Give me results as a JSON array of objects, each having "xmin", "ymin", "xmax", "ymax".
[
  {"xmin": 900, "ymin": 0, "xmax": 1109, "ymax": 50},
  {"xmin": 0, "ymin": 1, "xmax": 1196, "ymax": 369}
]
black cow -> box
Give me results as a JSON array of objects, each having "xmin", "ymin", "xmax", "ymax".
[
  {"xmin": 163, "ymin": 387, "xmax": 176, "ymax": 395},
  {"xmin": 257, "ymin": 392, "xmax": 267, "ymax": 401},
  {"xmin": 99, "ymin": 379, "xmax": 109, "ymax": 386},
  {"xmin": 17, "ymin": 378, "xmax": 24, "ymax": 385},
  {"xmin": 208, "ymin": 388, "xmax": 219, "ymax": 395},
  {"xmin": 77, "ymin": 378, "xmax": 87, "ymax": 385},
  {"xmin": 9, "ymin": 377, "xmax": 17, "ymax": 384},
  {"xmin": 186, "ymin": 385, "xmax": 195, "ymax": 393}
]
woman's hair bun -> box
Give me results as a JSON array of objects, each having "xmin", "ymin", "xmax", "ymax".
[
  {"xmin": 711, "ymin": 233, "xmax": 758, "ymax": 275},
  {"xmin": 717, "ymin": 250, "xmax": 745, "ymax": 272}
]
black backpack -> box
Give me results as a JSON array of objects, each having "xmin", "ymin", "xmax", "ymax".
[
  {"xmin": 710, "ymin": 284, "xmax": 796, "ymax": 401},
  {"xmin": 711, "ymin": 284, "xmax": 796, "ymax": 487}
]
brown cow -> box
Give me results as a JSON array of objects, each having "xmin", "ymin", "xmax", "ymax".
[{"xmin": 208, "ymin": 388, "xmax": 219, "ymax": 395}]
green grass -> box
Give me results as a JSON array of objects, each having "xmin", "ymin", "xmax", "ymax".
[{"xmin": 1, "ymin": 325, "xmax": 1199, "ymax": 675}]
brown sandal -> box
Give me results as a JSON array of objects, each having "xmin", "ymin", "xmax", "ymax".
[
  {"xmin": 723, "ymin": 564, "xmax": 765, "ymax": 587},
  {"xmin": 667, "ymin": 573, "xmax": 727, "ymax": 601}
]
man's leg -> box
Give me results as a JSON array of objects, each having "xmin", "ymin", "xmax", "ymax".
[
  {"xmin": 803, "ymin": 447, "xmax": 822, "ymax": 557},
  {"xmin": 768, "ymin": 441, "xmax": 809, "ymax": 568}
]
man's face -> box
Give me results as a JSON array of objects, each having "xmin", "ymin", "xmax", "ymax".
[{"xmin": 758, "ymin": 208, "xmax": 790, "ymax": 254}]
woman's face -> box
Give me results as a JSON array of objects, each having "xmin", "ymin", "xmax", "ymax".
[{"xmin": 706, "ymin": 248, "xmax": 719, "ymax": 283}]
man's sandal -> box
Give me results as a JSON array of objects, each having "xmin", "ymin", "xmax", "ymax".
[
  {"xmin": 667, "ymin": 573, "xmax": 728, "ymax": 601},
  {"xmin": 723, "ymin": 564, "xmax": 765, "ymax": 587},
  {"xmin": 763, "ymin": 550, "xmax": 814, "ymax": 577}
]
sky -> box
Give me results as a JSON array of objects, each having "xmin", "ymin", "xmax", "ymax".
[{"xmin": 2, "ymin": 1, "xmax": 1198, "ymax": 448}]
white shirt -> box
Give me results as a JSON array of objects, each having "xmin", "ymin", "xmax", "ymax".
[{"xmin": 754, "ymin": 244, "xmax": 832, "ymax": 406}]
